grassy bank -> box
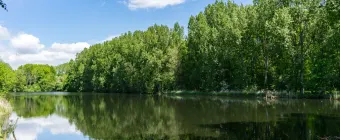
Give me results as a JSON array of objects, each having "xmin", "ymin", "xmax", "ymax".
[
  {"xmin": 0, "ymin": 94, "xmax": 12, "ymax": 115},
  {"xmin": 168, "ymin": 90, "xmax": 339, "ymax": 99},
  {"xmin": 0, "ymin": 93, "xmax": 13, "ymax": 140}
]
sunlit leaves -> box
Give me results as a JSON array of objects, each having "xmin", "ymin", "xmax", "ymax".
[
  {"xmin": 65, "ymin": 24, "xmax": 185, "ymax": 93},
  {"xmin": 16, "ymin": 64, "xmax": 57, "ymax": 92},
  {"xmin": 0, "ymin": 61, "xmax": 16, "ymax": 92}
]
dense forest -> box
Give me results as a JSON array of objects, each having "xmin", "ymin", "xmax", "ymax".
[
  {"xmin": 1, "ymin": 0, "xmax": 340, "ymax": 94},
  {"xmin": 0, "ymin": 62, "xmax": 63, "ymax": 92}
]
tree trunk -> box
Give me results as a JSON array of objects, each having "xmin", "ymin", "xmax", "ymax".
[
  {"xmin": 265, "ymin": 53, "xmax": 268, "ymax": 90},
  {"xmin": 251, "ymin": 56, "xmax": 255, "ymax": 84},
  {"xmin": 264, "ymin": 40, "xmax": 268, "ymax": 91},
  {"xmin": 299, "ymin": 24, "xmax": 305, "ymax": 94},
  {"xmin": 12, "ymin": 132, "xmax": 16, "ymax": 140}
]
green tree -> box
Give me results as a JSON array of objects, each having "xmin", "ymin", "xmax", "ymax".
[
  {"xmin": 182, "ymin": 0, "xmax": 248, "ymax": 91},
  {"xmin": 55, "ymin": 62, "xmax": 71, "ymax": 91},
  {"xmin": 0, "ymin": 61, "xmax": 16, "ymax": 92},
  {"xmin": 16, "ymin": 64, "xmax": 57, "ymax": 92},
  {"xmin": 65, "ymin": 23, "xmax": 185, "ymax": 94},
  {"xmin": 1, "ymin": 0, "xmax": 336, "ymax": 95}
]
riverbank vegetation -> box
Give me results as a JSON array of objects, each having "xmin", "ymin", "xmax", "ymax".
[
  {"xmin": 0, "ymin": 61, "xmax": 59, "ymax": 92},
  {"xmin": 0, "ymin": 95, "xmax": 13, "ymax": 139},
  {"xmin": 1, "ymin": 0, "xmax": 340, "ymax": 96},
  {"xmin": 64, "ymin": 0, "xmax": 340, "ymax": 95},
  {"xmin": 0, "ymin": 96, "xmax": 11, "ymax": 115}
]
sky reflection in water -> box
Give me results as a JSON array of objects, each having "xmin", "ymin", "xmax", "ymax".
[
  {"xmin": 8, "ymin": 113, "xmax": 88, "ymax": 140},
  {"xmin": 5, "ymin": 93, "xmax": 340, "ymax": 140}
]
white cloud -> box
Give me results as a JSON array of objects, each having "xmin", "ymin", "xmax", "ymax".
[
  {"xmin": 0, "ymin": 25, "xmax": 10, "ymax": 40},
  {"xmin": 99, "ymin": 35, "xmax": 119, "ymax": 43},
  {"xmin": 10, "ymin": 33, "xmax": 45, "ymax": 54},
  {"xmin": 0, "ymin": 25, "xmax": 115, "ymax": 69},
  {"xmin": 9, "ymin": 113, "xmax": 82, "ymax": 140},
  {"xmin": 88, "ymin": 35, "xmax": 120, "ymax": 44},
  {"xmin": 125, "ymin": 0, "xmax": 185, "ymax": 9},
  {"xmin": 6, "ymin": 50, "xmax": 77, "ymax": 69},
  {"xmin": 104, "ymin": 35, "xmax": 117, "ymax": 41},
  {"xmin": 3, "ymin": 40, "xmax": 89, "ymax": 69},
  {"xmin": 50, "ymin": 42, "xmax": 90, "ymax": 54},
  {"xmin": 5, "ymin": 33, "xmax": 82, "ymax": 68}
]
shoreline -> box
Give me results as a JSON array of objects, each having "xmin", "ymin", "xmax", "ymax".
[
  {"xmin": 6, "ymin": 90, "xmax": 340, "ymax": 100},
  {"xmin": 0, "ymin": 95, "xmax": 13, "ymax": 140},
  {"xmin": 0, "ymin": 96, "xmax": 12, "ymax": 115},
  {"xmin": 167, "ymin": 90, "xmax": 339, "ymax": 99}
]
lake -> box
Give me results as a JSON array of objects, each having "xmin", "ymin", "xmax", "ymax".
[{"xmin": 2, "ymin": 92, "xmax": 340, "ymax": 140}]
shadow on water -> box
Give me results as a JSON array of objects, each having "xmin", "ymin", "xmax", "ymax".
[
  {"xmin": 199, "ymin": 113, "xmax": 340, "ymax": 140},
  {"xmin": 6, "ymin": 93, "xmax": 340, "ymax": 140}
]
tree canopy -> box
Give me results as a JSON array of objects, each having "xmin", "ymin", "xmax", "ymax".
[
  {"xmin": 2, "ymin": 0, "xmax": 340, "ymax": 95},
  {"xmin": 64, "ymin": 23, "xmax": 185, "ymax": 93},
  {"xmin": 13, "ymin": 64, "xmax": 57, "ymax": 92},
  {"xmin": 62, "ymin": 0, "xmax": 340, "ymax": 94},
  {"xmin": 0, "ymin": 61, "xmax": 16, "ymax": 92}
]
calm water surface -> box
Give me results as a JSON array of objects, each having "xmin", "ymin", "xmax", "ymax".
[{"xmin": 3, "ymin": 92, "xmax": 340, "ymax": 140}]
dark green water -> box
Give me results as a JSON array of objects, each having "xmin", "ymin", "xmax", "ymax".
[{"xmin": 4, "ymin": 92, "xmax": 340, "ymax": 140}]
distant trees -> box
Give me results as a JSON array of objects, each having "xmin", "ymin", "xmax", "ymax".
[
  {"xmin": 0, "ymin": 63, "xmax": 63, "ymax": 93},
  {"xmin": 16, "ymin": 64, "xmax": 57, "ymax": 92},
  {"xmin": 0, "ymin": 61, "xmax": 16, "ymax": 92}
]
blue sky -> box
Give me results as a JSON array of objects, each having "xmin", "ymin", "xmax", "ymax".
[{"xmin": 0, "ymin": 0, "xmax": 252, "ymax": 69}]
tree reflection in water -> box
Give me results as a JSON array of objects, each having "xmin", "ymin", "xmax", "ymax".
[{"xmin": 7, "ymin": 94, "xmax": 340, "ymax": 140}]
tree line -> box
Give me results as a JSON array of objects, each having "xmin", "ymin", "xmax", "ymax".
[
  {"xmin": 0, "ymin": 62, "xmax": 65, "ymax": 92},
  {"xmin": 1, "ymin": 0, "xmax": 340, "ymax": 94},
  {"xmin": 179, "ymin": 0, "xmax": 340, "ymax": 94}
]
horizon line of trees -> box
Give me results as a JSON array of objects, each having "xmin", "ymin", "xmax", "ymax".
[
  {"xmin": 0, "ymin": 62, "xmax": 66, "ymax": 92},
  {"xmin": 1, "ymin": 0, "xmax": 340, "ymax": 94}
]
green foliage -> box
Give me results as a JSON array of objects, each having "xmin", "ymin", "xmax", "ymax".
[
  {"xmin": 65, "ymin": 23, "xmax": 185, "ymax": 94},
  {"xmin": 180, "ymin": 1, "xmax": 248, "ymax": 91},
  {"xmin": 1, "ymin": 0, "xmax": 339, "ymax": 94},
  {"xmin": 0, "ymin": 61, "xmax": 16, "ymax": 92},
  {"xmin": 326, "ymin": 0, "xmax": 340, "ymax": 24},
  {"xmin": 59, "ymin": 0, "xmax": 340, "ymax": 94},
  {"xmin": 15, "ymin": 64, "xmax": 57, "ymax": 92},
  {"xmin": 55, "ymin": 62, "xmax": 71, "ymax": 91},
  {"xmin": 180, "ymin": 0, "xmax": 339, "ymax": 94}
]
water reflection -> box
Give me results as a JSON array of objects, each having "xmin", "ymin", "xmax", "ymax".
[
  {"xmin": 8, "ymin": 113, "xmax": 84, "ymax": 140},
  {"xmin": 5, "ymin": 93, "xmax": 340, "ymax": 140}
]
